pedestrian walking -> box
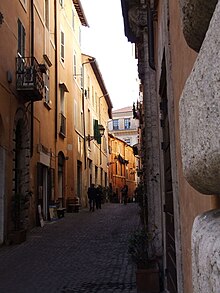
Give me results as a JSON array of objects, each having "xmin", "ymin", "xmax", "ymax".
[
  {"xmin": 121, "ymin": 184, "xmax": 128, "ymax": 205},
  {"xmin": 87, "ymin": 183, "xmax": 96, "ymax": 211},
  {"xmin": 95, "ymin": 185, "xmax": 102, "ymax": 209}
]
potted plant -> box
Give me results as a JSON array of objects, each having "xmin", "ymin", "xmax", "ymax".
[
  {"xmin": 128, "ymin": 228, "xmax": 160, "ymax": 293},
  {"xmin": 8, "ymin": 192, "xmax": 29, "ymax": 244}
]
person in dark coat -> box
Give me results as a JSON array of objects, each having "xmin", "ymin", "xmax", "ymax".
[
  {"xmin": 121, "ymin": 184, "xmax": 128, "ymax": 205},
  {"xmin": 87, "ymin": 184, "xmax": 96, "ymax": 211},
  {"xmin": 95, "ymin": 185, "xmax": 102, "ymax": 209}
]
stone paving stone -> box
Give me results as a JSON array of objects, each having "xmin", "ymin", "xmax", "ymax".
[{"xmin": 0, "ymin": 203, "xmax": 140, "ymax": 293}]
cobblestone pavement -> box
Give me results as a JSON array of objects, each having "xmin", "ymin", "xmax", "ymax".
[{"xmin": 0, "ymin": 203, "xmax": 141, "ymax": 293}]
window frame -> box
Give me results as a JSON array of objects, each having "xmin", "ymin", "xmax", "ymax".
[
  {"xmin": 60, "ymin": 88, "xmax": 65, "ymax": 115},
  {"xmin": 73, "ymin": 53, "xmax": 77, "ymax": 79},
  {"xmin": 124, "ymin": 118, "xmax": 131, "ymax": 130},
  {"xmin": 113, "ymin": 119, "xmax": 119, "ymax": 130},
  {"xmin": 45, "ymin": 0, "xmax": 49, "ymax": 29},
  {"xmin": 60, "ymin": 30, "xmax": 65, "ymax": 63},
  {"xmin": 72, "ymin": 8, "xmax": 75, "ymax": 30},
  {"xmin": 44, "ymin": 70, "xmax": 50, "ymax": 104},
  {"xmin": 18, "ymin": 19, "xmax": 26, "ymax": 57}
]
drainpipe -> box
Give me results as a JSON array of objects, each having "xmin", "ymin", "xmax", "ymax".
[
  {"xmin": 54, "ymin": 0, "xmax": 58, "ymax": 140},
  {"xmin": 82, "ymin": 80, "xmax": 86, "ymax": 169},
  {"xmin": 30, "ymin": 0, "xmax": 34, "ymax": 157},
  {"xmin": 82, "ymin": 59, "xmax": 96, "ymax": 169}
]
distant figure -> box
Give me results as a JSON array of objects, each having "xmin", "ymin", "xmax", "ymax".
[
  {"xmin": 87, "ymin": 184, "xmax": 96, "ymax": 212},
  {"xmin": 121, "ymin": 184, "xmax": 128, "ymax": 205},
  {"xmin": 96, "ymin": 185, "xmax": 102, "ymax": 209}
]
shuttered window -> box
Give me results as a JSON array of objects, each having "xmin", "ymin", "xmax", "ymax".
[
  {"xmin": 61, "ymin": 31, "xmax": 65, "ymax": 62},
  {"xmin": 18, "ymin": 19, "xmax": 25, "ymax": 57}
]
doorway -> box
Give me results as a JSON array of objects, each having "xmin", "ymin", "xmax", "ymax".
[
  {"xmin": 37, "ymin": 163, "xmax": 51, "ymax": 221},
  {"xmin": 77, "ymin": 160, "xmax": 82, "ymax": 199},
  {"xmin": 0, "ymin": 116, "xmax": 5, "ymax": 243},
  {"xmin": 58, "ymin": 152, "xmax": 65, "ymax": 207},
  {"xmin": 13, "ymin": 113, "xmax": 30, "ymax": 229},
  {"xmin": 160, "ymin": 56, "xmax": 177, "ymax": 293}
]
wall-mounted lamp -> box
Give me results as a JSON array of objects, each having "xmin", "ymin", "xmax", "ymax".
[{"xmin": 85, "ymin": 124, "xmax": 105, "ymax": 142}]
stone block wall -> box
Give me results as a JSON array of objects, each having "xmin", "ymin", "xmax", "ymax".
[{"xmin": 179, "ymin": 0, "xmax": 220, "ymax": 195}]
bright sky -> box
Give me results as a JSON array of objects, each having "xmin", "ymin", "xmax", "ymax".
[{"xmin": 80, "ymin": 0, "xmax": 139, "ymax": 111}]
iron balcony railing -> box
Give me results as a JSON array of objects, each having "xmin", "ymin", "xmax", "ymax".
[{"xmin": 16, "ymin": 56, "xmax": 44, "ymax": 102}]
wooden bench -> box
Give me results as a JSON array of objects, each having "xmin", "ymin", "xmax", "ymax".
[{"xmin": 66, "ymin": 197, "xmax": 81, "ymax": 213}]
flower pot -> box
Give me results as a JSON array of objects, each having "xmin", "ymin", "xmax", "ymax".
[
  {"xmin": 8, "ymin": 229, "xmax": 26, "ymax": 244},
  {"xmin": 136, "ymin": 266, "xmax": 160, "ymax": 293}
]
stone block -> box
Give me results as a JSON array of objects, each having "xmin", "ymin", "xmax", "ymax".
[{"xmin": 179, "ymin": 1, "xmax": 220, "ymax": 195}]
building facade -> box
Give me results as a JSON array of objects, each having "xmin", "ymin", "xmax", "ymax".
[
  {"xmin": 82, "ymin": 53, "xmax": 112, "ymax": 202},
  {"xmin": 108, "ymin": 134, "xmax": 137, "ymax": 203},
  {"xmin": 108, "ymin": 106, "xmax": 139, "ymax": 146},
  {"xmin": 0, "ymin": 0, "xmax": 112, "ymax": 244},
  {"xmin": 121, "ymin": 0, "xmax": 220, "ymax": 292}
]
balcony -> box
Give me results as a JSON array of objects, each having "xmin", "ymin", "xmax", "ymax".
[{"xmin": 16, "ymin": 56, "xmax": 44, "ymax": 102}]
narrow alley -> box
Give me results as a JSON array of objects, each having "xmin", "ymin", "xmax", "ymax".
[{"xmin": 0, "ymin": 203, "xmax": 140, "ymax": 293}]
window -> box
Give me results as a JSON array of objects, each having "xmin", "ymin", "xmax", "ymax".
[
  {"xmin": 95, "ymin": 92, "xmax": 98, "ymax": 113},
  {"xmin": 79, "ymin": 27, "xmax": 81, "ymax": 45},
  {"xmin": 45, "ymin": 0, "xmax": 49, "ymax": 29},
  {"xmin": 87, "ymin": 76, "xmax": 90, "ymax": 99},
  {"xmin": 73, "ymin": 53, "xmax": 77, "ymax": 78},
  {"xmin": 80, "ymin": 112, "xmax": 83, "ymax": 134},
  {"xmin": 124, "ymin": 118, "xmax": 131, "ymax": 129},
  {"xmin": 18, "ymin": 19, "xmax": 25, "ymax": 57},
  {"xmin": 44, "ymin": 71, "xmax": 50, "ymax": 104},
  {"xmin": 74, "ymin": 100, "xmax": 77, "ymax": 127},
  {"xmin": 92, "ymin": 86, "xmax": 94, "ymax": 106},
  {"xmin": 60, "ymin": 31, "xmax": 65, "ymax": 63},
  {"xmin": 60, "ymin": 88, "xmax": 66, "ymax": 136},
  {"xmin": 113, "ymin": 119, "xmax": 119, "ymax": 130},
  {"xmin": 87, "ymin": 109, "xmax": 91, "ymax": 134},
  {"xmin": 60, "ymin": 88, "xmax": 65, "ymax": 114},
  {"xmin": 80, "ymin": 66, "xmax": 83, "ymax": 89},
  {"xmin": 124, "ymin": 138, "xmax": 131, "ymax": 145},
  {"xmin": 72, "ymin": 9, "xmax": 75, "ymax": 30}
]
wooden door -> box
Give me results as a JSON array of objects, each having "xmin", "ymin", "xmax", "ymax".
[{"xmin": 160, "ymin": 57, "xmax": 177, "ymax": 293}]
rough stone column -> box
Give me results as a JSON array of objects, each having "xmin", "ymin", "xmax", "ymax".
[
  {"xmin": 125, "ymin": 0, "xmax": 162, "ymax": 261},
  {"xmin": 142, "ymin": 29, "xmax": 162, "ymax": 258}
]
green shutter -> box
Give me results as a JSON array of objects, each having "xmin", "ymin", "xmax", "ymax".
[{"xmin": 93, "ymin": 119, "xmax": 101, "ymax": 144}]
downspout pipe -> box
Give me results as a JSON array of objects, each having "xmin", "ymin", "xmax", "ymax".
[
  {"xmin": 30, "ymin": 0, "xmax": 34, "ymax": 157},
  {"xmin": 54, "ymin": 0, "xmax": 58, "ymax": 140},
  {"xmin": 82, "ymin": 59, "xmax": 96, "ymax": 169}
]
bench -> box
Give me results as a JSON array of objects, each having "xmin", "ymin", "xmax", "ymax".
[{"xmin": 66, "ymin": 197, "xmax": 81, "ymax": 213}]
